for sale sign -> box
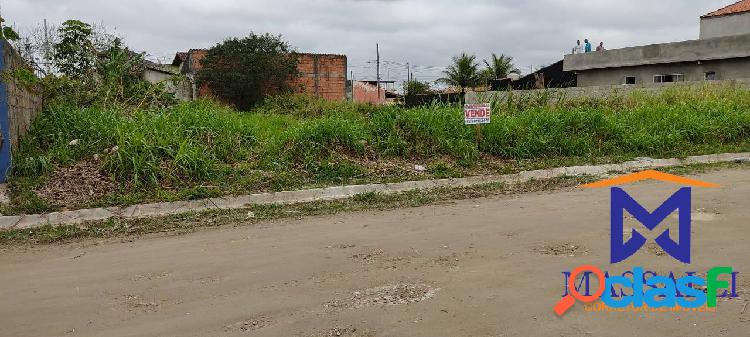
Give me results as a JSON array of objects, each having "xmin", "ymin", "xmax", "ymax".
[{"xmin": 464, "ymin": 103, "xmax": 491, "ymax": 125}]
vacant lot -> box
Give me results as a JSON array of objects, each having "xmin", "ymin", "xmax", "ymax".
[
  {"xmin": 6, "ymin": 84, "xmax": 750, "ymax": 214},
  {"xmin": 1, "ymin": 168, "xmax": 748, "ymax": 337}
]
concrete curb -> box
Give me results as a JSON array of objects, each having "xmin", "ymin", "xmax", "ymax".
[{"xmin": 1, "ymin": 152, "xmax": 749, "ymax": 230}]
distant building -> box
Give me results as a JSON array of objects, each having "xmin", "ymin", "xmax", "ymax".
[
  {"xmin": 701, "ymin": 0, "xmax": 750, "ymax": 39},
  {"xmin": 172, "ymin": 49, "xmax": 348, "ymax": 101},
  {"xmin": 352, "ymin": 80, "xmax": 400, "ymax": 104},
  {"xmin": 564, "ymin": 0, "xmax": 750, "ymax": 87},
  {"xmin": 142, "ymin": 61, "xmax": 192, "ymax": 101},
  {"xmin": 490, "ymin": 60, "xmax": 576, "ymax": 91}
]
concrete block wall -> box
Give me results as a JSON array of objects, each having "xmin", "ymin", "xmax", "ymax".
[
  {"xmin": 700, "ymin": 12, "xmax": 750, "ymax": 39},
  {"xmin": 0, "ymin": 41, "xmax": 43, "ymax": 182},
  {"xmin": 575, "ymin": 58, "xmax": 750, "ymax": 87},
  {"xmin": 187, "ymin": 50, "xmax": 347, "ymax": 102},
  {"xmin": 466, "ymin": 78, "xmax": 750, "ymax": 104},
  {"xmin": 143, "ymin": 68, "xmax": 193, "ymax": 102},
  {"xmin": 563, "ymin": 34, "xmax": 750, "ymax": 72},
  {"xmin": 290, "ymin": 53, "xmax": 347, "ymax": 101}
]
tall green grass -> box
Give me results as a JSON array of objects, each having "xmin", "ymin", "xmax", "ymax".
[
  {"xmin": 12, "ymin": 84, "xmax": 750, "ymax": 191},
  {"xmin": 15, "ymin": 100, "xmax": 256, "ymax": 185}
]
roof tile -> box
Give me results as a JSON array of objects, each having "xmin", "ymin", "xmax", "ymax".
[{"xmin": 703, "ymin": 0, "xmax": 750, "ymax": 18}]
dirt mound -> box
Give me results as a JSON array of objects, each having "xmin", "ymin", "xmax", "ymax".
[
  {"xmin": 33, "ymin": 160, "xmax": 116, "ymax": 208},
  {"xmin": 224, "ymin": 316, "xmax": 273, "ymax": 332},
  {"xmin": 325, "ymin": 283, "xmax": 439, "ymax": 311},
  {"xmin": 306, "ymin": 326, "xmax": 375, "ymax": 337},
  {"xmin": 350, "ymin": 248, "xmax": 417, "ymax": 270},
  {"xmin": 350, "ymin": 249, "xmax": 385, "ymax": 264},
  {"xmin": 533, "ymin": 242, "xmax": 587, "ymax": 257}
]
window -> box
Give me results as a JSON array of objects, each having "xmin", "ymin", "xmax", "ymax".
[
  {"xmin": 705, "ymin": 71, "xmax": 717, "ymax": 81},
  {"xmin": 653, "ymin": 74, "xmax": 685, "ymax": 83},
  {"xmin": 624, "ymin": 76, "xmax": 636, "ymax": 85}
]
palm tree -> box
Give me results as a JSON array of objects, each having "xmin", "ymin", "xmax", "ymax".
[
  {"xmin": 437, "ymin": 53, "xmax": 483, "ymax": 95},
  {"xmin": 483, "ymin": 53, "xmax": 520, "ymax": 81}
]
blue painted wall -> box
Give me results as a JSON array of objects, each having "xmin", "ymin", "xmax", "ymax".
[{"xmin": 0, "ymin": 42, "xmax": 11, "ymax": 183}]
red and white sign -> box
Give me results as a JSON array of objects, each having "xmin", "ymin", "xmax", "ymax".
[{"xmin": 463, "ymin": 103, "xmax": 491, "ymax": 125}]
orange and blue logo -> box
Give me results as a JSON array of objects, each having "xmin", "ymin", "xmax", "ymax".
[{"xmin": 554, "ymin": 170, "xmax": 738, "ymax": 316}]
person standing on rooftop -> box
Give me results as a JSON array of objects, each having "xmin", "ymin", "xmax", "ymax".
[
  {"xmin": 584, "ymin": 39, "xmax": 592, "ymax": 53},
  {"xmin": 596, "ymin": 42, "xmax": 605, "ymax": 52},
  {"xmin": 572, "ymin": 40, "xmax": 583, "ymax": 54}
]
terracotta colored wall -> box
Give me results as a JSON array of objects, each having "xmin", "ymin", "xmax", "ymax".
[
  {"xmin": 353, "ymin": 81, "xmax": 386, "ymax": 104},
  {"xmin": 184, "ymin": 50, "xmax": 214, "ymax": 99},
  {"xmin": 188, "ymin": 51, "xmax": 347, "ymax": 101},
  {"xmin": 290, "ymin": 54, "xmax": 347, "ymax": 101},
  {"xmin": 187, "ymin": 49, "xmax": 207, "ymax": 74}
]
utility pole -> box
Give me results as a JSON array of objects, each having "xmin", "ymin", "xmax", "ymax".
[
  {"xmin": 351, "ymin": 70, "xmax": 355, "ymax": 102},
  {"xmin": 376, "ymin": 43, "xmax": 381, "ymax": 103},
  {"xmin": 44, "ymin": 19, "xmax": 52, "ymax": 73},
  {"xmin": 405, "ymin": 62, "xmax": 410, "ymax": 96}
]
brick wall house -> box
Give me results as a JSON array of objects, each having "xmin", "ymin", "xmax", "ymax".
[{"xmin": 173, "ymin": 49, "xmax": 347, "ymax": 101}]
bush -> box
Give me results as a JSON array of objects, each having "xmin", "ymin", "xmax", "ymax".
[{"xmin": 197, "ymin": 33, "xmax": 298, "ymax": 111}]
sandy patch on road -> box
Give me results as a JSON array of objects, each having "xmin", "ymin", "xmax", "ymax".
[
  {"xmin": 532, "ymin": 241, "xmax": 588, "ymax": 257},
  {"xmin": 325, "ymin": 283, "xmax": 440, "ymax": 311}
]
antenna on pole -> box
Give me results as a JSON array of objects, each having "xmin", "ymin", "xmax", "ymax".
[
  {"xmin": 376, "ymin": 43, "xmax": 381, "ymax": 104},
  {"xmin": 405, "ymin": 62, "xmax": 410, "ymax": 96}
]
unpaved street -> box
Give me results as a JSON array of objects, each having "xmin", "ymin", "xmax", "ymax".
[{"xmin": 2, "ymin": 169, "xmax": 750, "ymax": 337}]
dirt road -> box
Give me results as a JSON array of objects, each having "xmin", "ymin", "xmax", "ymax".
[{"xmin": 2, "ymin": 169, "xmax": 750, "ymax": 337}]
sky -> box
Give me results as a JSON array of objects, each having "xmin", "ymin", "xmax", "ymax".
[{"xmin": 3, "ymin": 0, "xmax": 735, "ymax": 83}]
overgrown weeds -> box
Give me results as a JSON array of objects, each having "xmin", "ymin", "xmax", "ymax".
[{"xmin": 6, "ymin": 84, "xmax": 750, "ymax": 214}]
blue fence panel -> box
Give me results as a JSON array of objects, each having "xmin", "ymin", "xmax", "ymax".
[{"xmin": 0, "ymin": 42, "xmax": 12, "ymax": 183}]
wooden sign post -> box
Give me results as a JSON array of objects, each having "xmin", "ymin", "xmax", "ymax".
[{"xmin": 464, "ymin": 103, "xmax": 491, "ymax": 149}]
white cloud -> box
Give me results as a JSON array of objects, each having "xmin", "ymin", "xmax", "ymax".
[{"xmin": 4, "ymin": 0, "xmax": 734, "ymax": 81}]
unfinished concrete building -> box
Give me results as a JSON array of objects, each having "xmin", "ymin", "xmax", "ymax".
[{"xmin": 564, "ymin": 0, "xmax": 750, "ymax": 87}]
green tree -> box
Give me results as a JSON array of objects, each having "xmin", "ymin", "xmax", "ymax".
[
  {"xmin": 404, "ymin": 80, "xmax": 432, "ymax": 97},
  {"xmin": 0, "ymin": 17, "xmax": 19, "ymax": 41},
  {"xmin": 53, "ymin": 20, "xmax": 95, "ymax": 79},
  {"xmin": 437, "ymin": 53, "xmax": 482, "ymax": 95},
  {"xmin": 197, "ymin": 33, "xmax": 298, "ymax": 110},
  {"xmin": 96, "ymin": 38, "xmax": 171, "ymax": 107},
  {"xmin": 482, "ymin": 53, "xmax": 519, "ymax": 81}
]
